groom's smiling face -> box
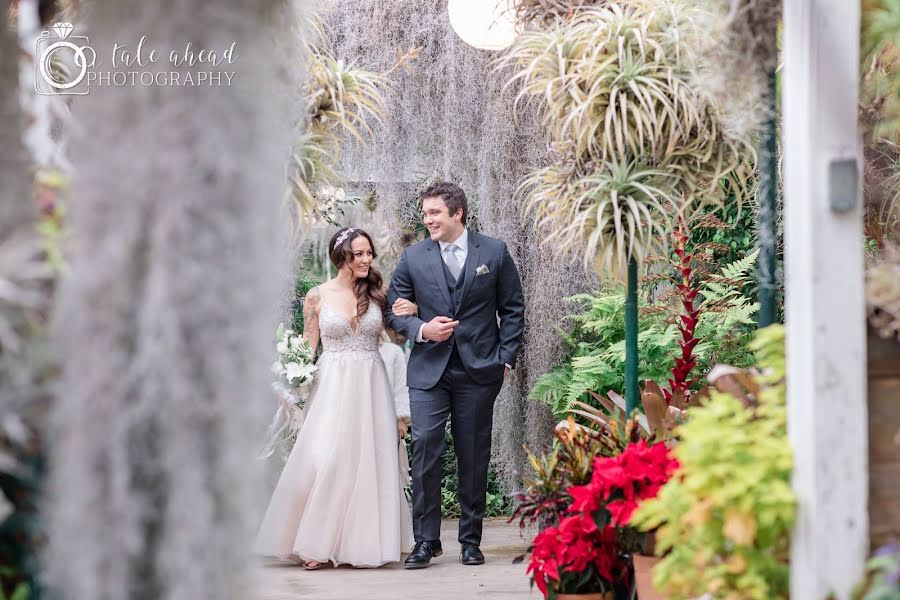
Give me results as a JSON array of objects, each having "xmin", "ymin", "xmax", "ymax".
[{"xmin": 422, "ymin": 196, "xmax": 464, "ymax": 243}]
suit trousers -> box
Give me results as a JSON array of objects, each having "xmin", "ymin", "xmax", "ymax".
[{"xmin": 408, "ymin": 347, "xmax": 503, "ymax": 546}]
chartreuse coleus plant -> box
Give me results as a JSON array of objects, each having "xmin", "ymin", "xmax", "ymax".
[{"xmin": 630, "ymin": 325, "xmax": 794, "ymax": 600}]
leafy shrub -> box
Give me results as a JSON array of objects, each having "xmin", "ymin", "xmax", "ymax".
[
  {"xmin": 631, "ymin": 325, "xmax": 794, "ymax": 600},
  {"xmin": 292, "ymin": 269, "xmax": 321, "ymax": 334},
  {"xmin": 853, "ymin": 542, "xmax": 900, "ymax": 600}
]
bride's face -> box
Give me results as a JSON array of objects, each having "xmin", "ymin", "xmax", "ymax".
[{"xmin": 344, "ymin": 236, "xmax": 374, "ymax": 280}]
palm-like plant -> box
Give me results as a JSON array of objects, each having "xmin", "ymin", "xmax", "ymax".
[{"xmin": 504, "ymin": 1, "xmax": 756, "ymax": 274}]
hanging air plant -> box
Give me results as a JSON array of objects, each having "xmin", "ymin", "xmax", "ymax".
[
  {"xmin": 287, "ymin": 18, "xmax": 396, "ymax": 220},
  {"xmin": 504, "ymin": 1, "xmax": 758, "ymax": 275}
]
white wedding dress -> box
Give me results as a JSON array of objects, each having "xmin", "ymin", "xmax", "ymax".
[{"xmin": 254, "ymin": 301, "xmax": 413, "ymax": 567}]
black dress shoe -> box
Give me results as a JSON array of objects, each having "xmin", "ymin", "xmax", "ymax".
[
  {"xmin": 459, "ymin": 543, "xmax": 485, "ymax": 565},
  {"xmin": 404, "ymin": 541, "xmax": 443, "ymax": 569}
]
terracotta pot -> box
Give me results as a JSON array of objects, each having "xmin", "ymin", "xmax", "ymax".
[
  {"xmin": 556, "ymin": 594, "xmax": 614, "ymax": 600},
  {"xmin": 632, "ymin": 554, "xmax": 665, "ymax": 600}
]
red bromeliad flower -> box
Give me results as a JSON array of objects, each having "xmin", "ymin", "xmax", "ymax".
[{"xmin": 664, "ymin": 219, "xmax": 700, "ymax": 406}]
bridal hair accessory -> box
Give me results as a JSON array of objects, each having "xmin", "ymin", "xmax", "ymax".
[{"xmin": 333, "ymin": 228, "xmax": 356, "ymax": 249}]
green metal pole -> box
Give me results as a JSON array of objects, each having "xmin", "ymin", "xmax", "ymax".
[
  {"xmin": 758, "ymin": 68, "xmax": 779, "ymax": 327},
  {"xmin": 625, "ymin": 257, "xmax": 639, "ymax": 415}
]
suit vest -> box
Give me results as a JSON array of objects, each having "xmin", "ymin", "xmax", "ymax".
[{"xmin": 441, "ymin": 253, "xmax": 467, "ymax": 313}]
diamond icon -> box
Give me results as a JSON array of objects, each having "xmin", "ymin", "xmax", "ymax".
[{"xmin": 52, "ymin": 22, "xmax": 73, "ymax": 39}]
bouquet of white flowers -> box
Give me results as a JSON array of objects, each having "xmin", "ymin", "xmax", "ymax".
[
  {"xmin": 271, "ymin": 322, "xmax": 318, "ymax": 391},
  {"xmin": 260, "ymin": 323, "xmax": 319, "ymax": 460}
]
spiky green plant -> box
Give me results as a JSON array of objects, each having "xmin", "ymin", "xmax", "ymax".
[
  {"xmin": 503, "ymin": 1, "xmax": 757, "ymax": 275},
  {"xmin": 306, "ymin": 49, "xmax": 387, "ymax": 142},
  {"xmin": 287, "ymin": 19, "xmax": 390, "ymax": 219},
  {"xmin": 518, "ymin": 158, "xmax": 673, "ymax": 274}
]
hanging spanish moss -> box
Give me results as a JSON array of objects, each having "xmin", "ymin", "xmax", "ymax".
[
  {"xmin": 512, "ymin": 0, "xmax": 609, "ymax": 27},
  {"xmin": 693, "ymin": 0, "xmax": 778, "ymax": 145},
  {"xmin": 1, "ymin": 0, "xmax": 31, "ymax": 248},
  {"xmin": 311, "ymin": 0, "xmax": 595, "ymax": 492},
  {"xmin": 43, "ymin": 1, "xmax": 304, "ymax": 598},
  {"xmin": 714, "ymin": 0, "xmax": 782, "ymax": 324}
]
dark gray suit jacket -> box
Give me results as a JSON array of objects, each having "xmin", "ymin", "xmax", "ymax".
[{"xmin": 386, "ymin": 230, "xmax": 525, "ymax": 390}]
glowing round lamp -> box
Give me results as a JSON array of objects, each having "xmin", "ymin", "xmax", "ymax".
[{"xmin": 447, "ymin": 0, "xmax": 517, "ymax": 51}]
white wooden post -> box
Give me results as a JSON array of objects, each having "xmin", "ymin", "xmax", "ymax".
[{"xmin": 783, "ymin": 0, "xmax": 868, "ymax": 598}]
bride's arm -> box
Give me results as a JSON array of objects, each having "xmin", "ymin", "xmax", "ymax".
[
  {"xmin": 392, "ymin": 298, "xmax": 418, "ymax": 316},
  {"xmin": 385, "ymin": 249, "xmax": 425, "ymax": 341},
  {"xmin": 302, "ymin": 286, "xmax": 322, "ymax": 355},
  {"xmin": 391, "ymin": 347, "xmax": 411, "ymax": 423},
  {"xmin": 386, "ymin": 280, "xmax": 418, "ymax": 317}
]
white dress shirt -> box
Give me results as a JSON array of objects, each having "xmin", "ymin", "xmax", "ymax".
[{"xmin": 439, "ymin": 227, "xmax": 469, "ymax": 275}]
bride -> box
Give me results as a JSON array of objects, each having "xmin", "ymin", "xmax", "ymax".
[{"xmin": 254, "ymin": 227, "xmax": 418, "ymax": 568}]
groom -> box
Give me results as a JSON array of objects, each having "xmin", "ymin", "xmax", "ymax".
[{"xmin": 387, "ymin": 181, "xmax": 525, "ymax": 568}]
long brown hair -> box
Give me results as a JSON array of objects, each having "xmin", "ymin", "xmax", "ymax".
[{"xmin": 328, "ymin": 227, "xmax": 387, "ymax": 321}]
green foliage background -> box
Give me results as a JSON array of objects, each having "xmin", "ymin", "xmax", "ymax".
[{"xmin": 530, "ymin": 250, "xmax": 760, "ymax": 420}]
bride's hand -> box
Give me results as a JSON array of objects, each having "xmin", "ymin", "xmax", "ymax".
[
  {"xmin": 397, "ymin": 419, "xmax": 409, "ymax": 439},
  {"xmin": 392, "ymin": 298, "xmax": 418, "ymax": 316}
]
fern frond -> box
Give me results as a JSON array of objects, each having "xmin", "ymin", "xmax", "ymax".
[
  {"xmin": 530, "ymin": 364, "xmax": 577, "ymax": 418},
  {"xmin": 720, "ymin": 248, "xmax": 760, "ymax": 282}
]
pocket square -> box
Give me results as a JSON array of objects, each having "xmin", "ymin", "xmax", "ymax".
[{"xmin": 476, "ymin": 264, "xmax": 490, "ymax": 276}]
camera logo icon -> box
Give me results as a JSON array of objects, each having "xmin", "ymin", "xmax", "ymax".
[{"xmin": 35, "ymin": 22, "xmax": 96, "ymax": 96}]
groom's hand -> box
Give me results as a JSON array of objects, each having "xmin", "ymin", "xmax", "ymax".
[{"xmin": 422, "ymin": 316, "xmax": 459, "ymax": 342}]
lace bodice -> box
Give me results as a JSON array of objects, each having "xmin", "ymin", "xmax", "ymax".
[{"xmin": 318, "ymin": 302, "xmax": 382, "ymax": 355}]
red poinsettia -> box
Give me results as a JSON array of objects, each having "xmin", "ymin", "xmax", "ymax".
[
  {"xmin": 568, "ymin": 440, "xmax": 679, "ymax": 527},
  {"xmin": 525, "ymin": 441, "xmax": 679, "ymax": 597},
  {"xmin": 526, "ymin": 514, "xmax": 625, "ymax": 596}
]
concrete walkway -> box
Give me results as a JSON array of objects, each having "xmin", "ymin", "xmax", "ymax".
[{"xmin": 258, "ymin": 518, "xmax": 540, "ymax": 600}]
